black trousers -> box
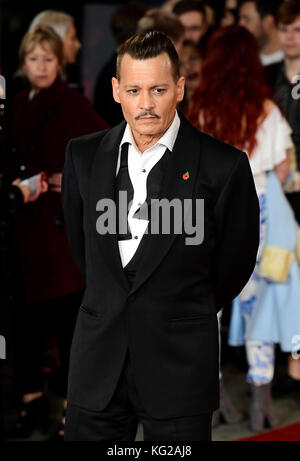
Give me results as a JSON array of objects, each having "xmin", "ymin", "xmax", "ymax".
[{"xmin": 64, "ymin": 352, "xmax": 212, "ymax": 441}]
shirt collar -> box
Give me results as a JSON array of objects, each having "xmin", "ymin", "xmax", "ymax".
[{"xmin": 120, "ymin": 110, "xmax": 180, "ymax": 153}]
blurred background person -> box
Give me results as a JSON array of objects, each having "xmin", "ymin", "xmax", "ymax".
[
  {"xmin": 220, "ymin": 0, "xmax": 239, "ymax": 26},
  {"xmin": 266, "ymin": 0, "xmax": 300, "ymax": 224},
  {"xmin": 178, "ymin": 39, "xmax": 203, "ymax": 116},
  {"xmin": 189, "ymin": 25, "xmax": 300, "ymax": 432},
  {"xmin": 7, "ymin": 25, "xmax": 108, "ymax": 440},
  {"xmin": 29, "ymin": 10, "xmax": 82, "ymax": 91},
  {"xmin": 0, "ymin": 88, "xmax": 48, "ymax": 440},
  {"xmin": 162, "ymin": 0, "xmax": 214, "ymax": 26},
  {"xmin": 239, "ymin": 0, "xmax": 284, "ymax": 66},
  {"xmin": 29, "ymin": 10, "xmax": 81, "ymax": 66},
  {"xmin": 0, "ymin": 168, "xmax": 48, "ymax": 440},
  {"xmin": 137, "ymin": 8, "xmax": 185, "ymax": 54},
  {"xmin": 265, "ymin": 0, "xmax": 300, "ymax": 397},
  {"xmin": 93, "ymin": 2, "xmax": 149, "ymax": 126},
  {"xmin": 12, "ymin": 10, "xmax": 83, "ymax": 97},
  {"xmin": 173, "ymin": 0, "xmax": 208, "ymax": 44},
  {"xmin": 173, "ymin": 0, "xmax": 217, "ymax": 57}
]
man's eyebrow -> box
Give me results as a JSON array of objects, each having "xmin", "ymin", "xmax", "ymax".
[
  {"xmin": 124, "ymin": 84, "xmax": 170, "ymax": 89},
  {"xmin": 150, "ymin": 84, "xmax": 169, "ymax": 88}
]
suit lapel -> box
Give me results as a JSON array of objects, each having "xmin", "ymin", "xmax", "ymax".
[
  {"xmin": 89, "ymin": 120, "xmax": 131, "ymax": 292},
  {"xmin": 129, "ymin": 115, "xmax": 202, "ymax": 295}
]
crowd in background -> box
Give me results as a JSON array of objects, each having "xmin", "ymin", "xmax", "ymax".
[{"xmin": 1, "ymin": 0, "xmax": 300, "ymax": 441}]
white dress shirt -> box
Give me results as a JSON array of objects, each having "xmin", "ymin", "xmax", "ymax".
[{"xmin": 116, "ymin": 111, "xmax": 181, "ymax": 267}]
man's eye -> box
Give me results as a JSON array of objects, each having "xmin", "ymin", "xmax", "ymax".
[
  {"xmin": 128, "ymin": 89, "xmax": 138, "ymax": 94},
  {"xmin": 154, "ymin": 88, "xmax": 165, "ymax": 94}
]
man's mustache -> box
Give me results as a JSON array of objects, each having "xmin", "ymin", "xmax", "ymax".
[{"xmin": 135, "ymin": 111, "xmax": 160, "ymax": 120}]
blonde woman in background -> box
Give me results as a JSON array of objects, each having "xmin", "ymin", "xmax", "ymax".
[
  {"xmin": 7, "ymin": 26, "xmax": 108, "ymax": 441},
  {"xmin": 29, "ymin": 10, "xmax": 81, "ymax": 65},
  {"xmin": 12, "ymin": 10, "xmax": 82, "ymax": 96}
]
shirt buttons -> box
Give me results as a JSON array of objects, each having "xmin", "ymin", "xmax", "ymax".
[
  {"xmin": 141, "ymin": 168, "xmax": 146, "ymax": 173},
  {"xmin": 134, "ymin": 236, "xmax": 139, "ymax": 239}
]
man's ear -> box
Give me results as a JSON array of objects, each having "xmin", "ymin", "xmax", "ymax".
[
  {"xmin": 112, "ymin": 77, "xmax": 121, "ymax": 104},
  {"xmin": 177, "ymin": 76, "xmax": 185, "ymax": 102}
]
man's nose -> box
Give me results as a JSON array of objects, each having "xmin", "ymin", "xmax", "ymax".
[{"xmin": 139, "ymin": 92, "xmax": 154, "ymax": 110}]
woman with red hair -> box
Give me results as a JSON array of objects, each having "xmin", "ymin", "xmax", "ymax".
[{"xmin": 189, "ymin": 25, "xmax": 300, "ymax": 432}]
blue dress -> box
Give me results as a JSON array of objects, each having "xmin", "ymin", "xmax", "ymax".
[{"xmin": 229, "ymin": 171, "xmax": 300, "ymax": 353}]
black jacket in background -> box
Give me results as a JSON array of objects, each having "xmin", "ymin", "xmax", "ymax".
[
  {"xmin": 265, "ymin": 60, "xmax": 300, "ymax": 169},
  {"xmin": 265, "ymin": 60, "xmax": 300, "ymax": 223}
]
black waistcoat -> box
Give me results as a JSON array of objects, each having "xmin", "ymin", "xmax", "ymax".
[{"xmin": 114, "ymin": 142, "xmax": 172, "ymax": 288}]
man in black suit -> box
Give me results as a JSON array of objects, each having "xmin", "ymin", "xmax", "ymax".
[{"xmin": 62, "ymin": 31, "xmax": 259, "ymax": 441}]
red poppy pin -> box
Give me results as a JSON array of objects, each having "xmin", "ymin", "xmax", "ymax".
[{"xmin": 182, "ymin": 171, "xmax": 190, "ymax": 180}]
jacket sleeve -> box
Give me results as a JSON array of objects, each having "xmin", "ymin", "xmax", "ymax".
[
  {"xmin": 61, "ymin": 139, "xmax": 86, "ymax": 280},
  {"xmin": 212, "ymin": 152, "xmax": 260, "ymax": 312}
]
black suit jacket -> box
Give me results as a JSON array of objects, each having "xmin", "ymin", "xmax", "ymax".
[{"xmin": 62, "ymin": 114, "xmax": 259, "ymax": 418}]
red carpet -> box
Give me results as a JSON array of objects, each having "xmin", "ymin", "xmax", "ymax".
[{"xmin": 237, "ymin": 421, "xmax": 300, "ymax": 441}]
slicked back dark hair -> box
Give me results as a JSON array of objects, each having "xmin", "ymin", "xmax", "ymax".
[{"xmin": 116, "ymin": 31, "xmax": 180, "ymax": 82}]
